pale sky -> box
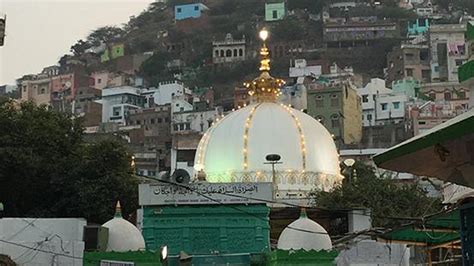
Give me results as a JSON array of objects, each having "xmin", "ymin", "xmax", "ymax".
[{"xmin": 0, "ymin": 0, "xmax": 154, "ymax": 85}]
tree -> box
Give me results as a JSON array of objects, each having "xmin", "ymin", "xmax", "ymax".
[
  {"xmin": 70, "ymin": 39, "xmax": 92, "ymax": 56},
  {"xmin": 0, "ymin": 100, "xmax": 138, "ymax": 224},
  {"xmin": 139, "ymin": 52, "xmax": 172, "ymax": 85},
  {"xmin": 87, "ymin": 26, "xmax": 125, "ymax": 46},
  {"xmin": 310, "ymin": 161, "xmax": 441, "ymax": 227}
]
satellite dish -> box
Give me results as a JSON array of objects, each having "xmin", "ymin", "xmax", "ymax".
[{"xmin": 171, "ymin": 169, "xmax": 191, "ymax": 184}]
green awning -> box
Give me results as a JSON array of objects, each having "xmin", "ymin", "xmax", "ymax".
[
  {"xmin": 373, "ymin": 109, "xmax": 474, "ymax": 187},
  {"xmin": 379, "ymin": 209, "xmax": 460, "ymax": 246}
]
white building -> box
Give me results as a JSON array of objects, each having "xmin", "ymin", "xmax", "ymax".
[
  {"xmin": 429, "ymin": 24, "xmax": 469, "ymax": 83},
  {"xmin": 289, "ymin": 59, "xmax": 322, "ymax": 78},
  {"xmin": 97, "ymin": 86, "xmax": 145, "ymax": 125},
  {"xmin": 357, "ymin": 78, "xmax": 392, "ymax": 126},
  {"xmin": 0, "ymin": 218, "xmax": 86, "ymax": 266},
  {"xmin": 375, "ymin": 93, "xmax": 408, "ymax": 124},
  {"xmin": 212, "ymin": 33, "xmax": 246, "ymax": 65},
  {"xmin": 170, "ymin": 100, "xmax": 223, "ymax": 177},
  {"xmin": 141, "ymin": 80, "xmax": 189, "ymax": 106},
  {"xmin": 279, "ymin": 80, "xmax": 308, "ymax": 111}
]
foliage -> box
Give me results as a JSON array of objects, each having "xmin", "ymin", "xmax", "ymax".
[
  {"xmin": 87, "ymin": 26, "xmax": 125, "ymax": 46},
  {"xmin": 139, "ymin": 52, "xmax": 173, "ymax": 86},
  {"xmin": 272, "ymin": 17, "xmax": 305, "ymax": 41},
  {"xmin": 288, "ymin": 0, "xmax": 325, "ymax": 14},
  {"xmin": 310, "ymin": 161, "xmax": 441, "ymax": 227},
  {"xmin": 0, "ymin": 101, "xmax": 138, "ymax": 223}
]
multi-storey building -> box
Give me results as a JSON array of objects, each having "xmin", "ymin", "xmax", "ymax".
[
  {"xmin": 386, "ymin": 43, "xmax": 431, "ymax": 85},
  {"xmin": 307, "ymin": 82, "xmax": 362, "ymax": 147},
  {"xmin": 324, "ymin": 20, "xmax": 399, "ymax": 48},
  {"xmin": 98, "ymin": 86, "xmax": 146, "ymax": 125},
  {"xmin": 20, "ymin": 75, "xmax": 51, "ymax": 106},
  {"xmin": 429, "ymin": 24, "xmax": 469, "ymax": 83},
  {"xmin": 127, "ymin": 104, "xmax": 172, "ymax": 176},
  {"xmin": 73, "ymin": 87, "xmax": 102, "ymax": 127},
  {"xmin": 421, "ymin": 82, "xmax": 470, "ymax": 110},
  {"xmin": 212, "ymin": 33, "xmax": 246, "ymax": 65}
]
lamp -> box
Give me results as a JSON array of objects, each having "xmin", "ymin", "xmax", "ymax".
[
  {"xmin": 259, "ymin": 28, "xmax": 269, "ymax": 41},
  {"xmin": 343, "ymin": 158, "xmax": 355, "ymax": 167},
  {"xmin": 160, "ymin": 245, "xmax": 168, "ymax": 265}
]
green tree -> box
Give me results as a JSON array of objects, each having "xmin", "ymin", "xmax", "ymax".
[
  {"xmin": 87, "ymin": 26, "xmax": 125, "ymax": 46},
  {"xmin": 0, "ymin": 100, "xmax": 138, "ymax": 223},
  {"xmin": 70, "ymin": 39, "xmax": 92, "ymax": 56},
  {"xmin": 310, "ymin": 161, "xmax": 441, "ymax": 227}
]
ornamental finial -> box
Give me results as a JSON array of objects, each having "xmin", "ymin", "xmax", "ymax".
[{"xmin": 242, "ymin": 29, "xmax": 285, "ymax": 103}]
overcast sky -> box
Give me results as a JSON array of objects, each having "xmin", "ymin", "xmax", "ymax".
[{"xmin": 0, "ymin": 0, "xmax": 154, "ymax": 85}]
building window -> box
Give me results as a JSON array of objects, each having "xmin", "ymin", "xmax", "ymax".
[
  {"xmin": 429, "ymin": 92, "xmax": 436, "ymax": 100},
  {"xmin": 97, "ymin": 78, "xmax": 102, "ymax": 84},
  {"xmin": 458, "ymin": 90, "xmax": 466, "ymax": 99},
  {"xmin": 220, "ymin": 50, "xmax": 224, "ymax": 57},
  {"xmin": 40, "ymin": 88, "xmax": 46, "ymax": 94},
  {"xmin": 315, "ymin": 95, "xmax": 324, "ymax": 108},
  {"xmin": 226, "ymin": 49, "xmax": 232, "ymax": 57},
  {"xmin": 185, "ymin": 123, "xmax": 191, "ymax": 130},
  {"xmin": 239, "ymin": 49, "xmax": 243, "ymax": 57},
  {"xmin": 215, "ymin": 50, "xmax": 219, "ymax": 57},
  {"xmin": 393, "ymin": 102, "xmax": 400, "ymax": 109},
  {"xmin": 177, "ymin": 7, "xmax": 182, "ymax": 13},
  {"xmin": 158, "ymin": 117, "xmax": 163, "ymax": 123},
  {"xmin": 362, "ymin": 95, "xmax": 368, "ymax": 103},
  {"xmin": 381, "ymin": 103, "xmax": 388, "ymax": 111},
  {"xmin": 331, "ymin": 114, "xmax": 339, "ymax": 128},
  {"xmin": 367, "ymin": 114, "xmax": 372, "ymax": 121},
  {"xmin": 165, "ymin": 117, "xmax": 169, "ymax": 123},
  {"xmin": 444, "ymin": 92, "xmax": 451, "ymax": 100},
  {"xmin": 272, "ymin": 10, "xmax": 278, "ymax": 19},
  {"xmin": 330, "ymin": 94, "xmax": 339, "ymax": 107},
  {"xmin": 233, "ymin": 49, "xmax": 237, "ymax": 57},
  {"xmin": 179, "ymin": 124, "xmax": 184, "ymax": 130},
  {"xmin": 406, "ymin": 68, "xmax": 414, "ymax": 77},
  {"xmin": 113, "ymin": 106, "xmax": 121, "ymax": 117},
  {"xmin": 455, "ymin": 59, "xmax": 464, "ymax": 66},
  {"xmin": 150, "ymin": 118, "xmax": 155, "ymax": 124},
  {"xmin": 194, "ymin": 5, "xmax": 199, "ymax": 11}
]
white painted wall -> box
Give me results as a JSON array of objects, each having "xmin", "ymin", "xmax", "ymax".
[
  {"xmin": 0, "ymin": 218, "xmax": 86, "ymax": 266},
  {"xmin": 336, "ymin": 240, "xmax": 410, "ymax": 266}
]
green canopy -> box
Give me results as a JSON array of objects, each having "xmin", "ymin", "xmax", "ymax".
[
  {"xmin": 373, "ymin": 109, "xmax": 474, "ymax": 188},
  {"xmin": 379, "ymin": 209, "xmax": 460, "ymax": 247}
]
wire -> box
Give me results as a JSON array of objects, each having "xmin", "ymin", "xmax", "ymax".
[
  {"xmin": 136, "ymin": 174, "xmax": 416, "ymax": 239},
  {"xmin": 138, "ymin": 174, "xmax": 436, "ymax": 222},
  {"xmin": 0, "ymin": 238, "xmax": 101, "ymax": 263}
]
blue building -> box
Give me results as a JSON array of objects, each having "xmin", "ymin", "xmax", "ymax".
[
  {"xmin": 407, "ymin": 18, "xmax": 430, "ymax": 37},
  {"xmin": 174, "ymin": 3, "xmax": 208, "ymax": 21}
]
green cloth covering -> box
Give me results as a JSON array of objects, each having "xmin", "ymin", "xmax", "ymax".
[
  {"xmin": 83, "ymin": 251, "xmax": 162, "ymax": 266},
  {"xmin": 267, "ymin": 249, "xmax": 338, "ymax": 266},
  {"xmin": 466, "ymin": 21, "xmax": 474, "ymax": 41},
  {"xmin": 380, "ymin": 209, "xmax": 460, "ymax": 245},
  {"xmin": 458, "ymin": 59, "xmax": 474, "ymax": 83}
]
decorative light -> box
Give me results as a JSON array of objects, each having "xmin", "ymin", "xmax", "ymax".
[{"xmin": 259, "ymin": 28, "xmax": 269, "ymax": 41}]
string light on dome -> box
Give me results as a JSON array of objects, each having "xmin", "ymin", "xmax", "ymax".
[{"xmin": 242, "ymin": 105, "xmax": 258, "ymax": 170}]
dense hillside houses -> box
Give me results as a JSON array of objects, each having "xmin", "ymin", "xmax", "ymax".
[{"xmin": 2, "ymin": 0, "xmax": 474, "ymax": 264}]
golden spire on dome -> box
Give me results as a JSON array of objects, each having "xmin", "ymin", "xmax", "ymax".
[{"xmin": 243, "ymin": 28, "xmax": 285, "ymax": 103}]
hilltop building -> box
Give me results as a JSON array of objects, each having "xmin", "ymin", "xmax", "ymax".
[
  {"xmin": 429, "ymin": 24, "xmax": 469, "ymax": 83},
  {"xmin": 174, "ymin": 3, "xmax": 209, "ymax": 21},
  {"xmin": 98, "ymin": 86, "xmax": 145, "ymax": 125},
  {"xmin": 306, "ymin": 82, "xmax": 362, "ymax": 147},
  {"xmin": 212, "ymin": 33, "xmax": 246, "ymax": 65},
  {"xmin": 265, "ymin": 1, "xmax": 286, "ymax": 22},
  {"xmin": 386, "ymin": 43, "xmax": 431, "ymax": 85}
]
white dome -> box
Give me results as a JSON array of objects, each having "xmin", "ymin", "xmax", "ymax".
[
  {"xmin": 277, "ymin": 213, "xmax": 332, "ymax": 251},
  {"xmin": 102, "ymin": 205, "xmax": 146, "ymax": 252},
  {"xmin": 194, "ymin": 102, "xmax": 342, "ymax": 195}
]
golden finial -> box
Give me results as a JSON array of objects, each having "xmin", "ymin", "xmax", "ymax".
[{"xmin": 242, "ymin": 29, "xmax": 285, "ymax": 103}]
